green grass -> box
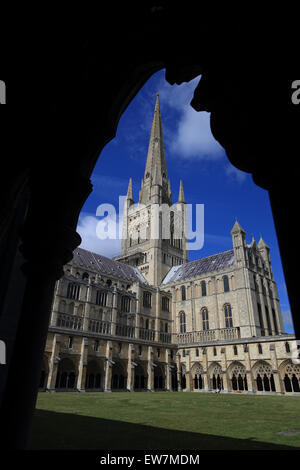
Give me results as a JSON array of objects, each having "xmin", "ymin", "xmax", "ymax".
[{"xmin": 29, "ymin": 392, "xmax": 300, "ymax": 450}]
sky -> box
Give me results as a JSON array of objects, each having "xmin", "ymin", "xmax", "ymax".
[{"xmin": 77, "ymin": 69, "xmax": 294, "ymax": 334}]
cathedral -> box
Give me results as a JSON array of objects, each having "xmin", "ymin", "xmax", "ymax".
[{"xmin": 41, "ymin": 94, "xmax": 299, "ymax": 395}]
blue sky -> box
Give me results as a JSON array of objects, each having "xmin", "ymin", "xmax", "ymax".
[{"xmin": 77, "ymin": 69, "xmax": 294, "ymax": 334}]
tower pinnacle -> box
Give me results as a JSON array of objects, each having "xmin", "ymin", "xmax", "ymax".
[{"xmin": 178, "ymin": 180, "xmax": 186, "ymax": 203}]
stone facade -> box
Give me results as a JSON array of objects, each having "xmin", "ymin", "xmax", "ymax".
[{"xmin": 41, "ymin": 95, "xmax": 299, "ymax": 395}]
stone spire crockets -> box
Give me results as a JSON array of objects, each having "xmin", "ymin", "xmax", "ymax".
[{"xmin": 139, "ymin": 93, "xmax": 172, "ymax": 205}]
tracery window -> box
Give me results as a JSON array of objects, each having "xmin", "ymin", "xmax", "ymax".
[
  {"xmin": 179, "ymin": 311, "xmax": 186, "ymax": 333},
  {"xmin": 224, "ymin": 303, "xmax": 233, "ymax": 328},
  {"xmin": 223, "ymin": 275, "xmax": 230, "ymax": 293},
  {"xmin": 254, "ymin": 362, "xmax": 276, "ymax": 392},
  {"xmin": 283, "ymin": 363, "xmax": 300, "ymax": 393},
  {"xmin": 201, "ymin": 308, "xmax": 209, "ymax": 331}
]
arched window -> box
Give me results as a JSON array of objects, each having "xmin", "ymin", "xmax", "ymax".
[
  {"xmin": 179, "ymin": 312, "xmax": 186, "ymax": 333},
  {"xmin": 224, "ymin": 304, "xmax": 233, "ymax": 328},
  {"xmin": 201, "ymin": 281, "xmax": 206, "ymax": 297},
  {"xmin": 201, "ymin": 308, "xmax": 209, "ymax": 331},
  {"xmin": 181, "ymin": 286, "xmax": 186, "ymax": 301},
  {"xmin": 82, "ymin": 272, "xmax": 89, "ymax": 280},
  {"xmin": 67, "ymin": 282, "xmax": 80, "ymax": 300},
  {"xmin": 285, "ymin": 342, "xmax": 290, "ymax": 353},
  {"xmin": 223, "ymin": 275, "xmax": 230, "ymax": 293},
  {"xmin": 258, "ymin": 343, "xmax": 263, "ymax": 354}
]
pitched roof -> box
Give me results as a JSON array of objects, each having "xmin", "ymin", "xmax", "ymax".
[
  {"xmin": 71, "ymin": 247, "xmax": 148, "ymax": 285},
  {"xmin": 162, "ymin": 249, "xmax": 235, "ymax": 284}
]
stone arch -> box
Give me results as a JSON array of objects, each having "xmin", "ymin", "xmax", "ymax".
[
  {"xmin": 111, "ymin": 361, "xmax": 127, "ymax": 390},
  {"xmin": 208, "ymin": 362, "xmax": 223, "ymax": 391},
  {"xmin": 227, "ymin": 361, "xmax": 248, "ymax": 391},
  {"xmin": 85, "ymin": 359, "xmax": 104, "ymax": 390},
  {"xmin": 252, "ymin": 360, "xmax": 276, "ymax": 392},
  {"xmin": 55, "ymin": 357, "xmax": 77, "ymax": 390},
  {"xmin": 191, "ymin": 362, "xmax": 204, "ymax": 390},
  {"xmin": 134, "ymin": 363, "xmax": 147, "ymax": 391},
  {"xmin": 279, "ymin": 359, "xmax": 300, "ymax": 393},
  {"xmin": 154, "ymin": 364, "xmax": 165, "ymax": 390}
]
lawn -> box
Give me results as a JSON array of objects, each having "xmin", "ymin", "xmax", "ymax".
[{"xmin": 29, "ymin": 392, "xmax": 300, "ymax": 450}]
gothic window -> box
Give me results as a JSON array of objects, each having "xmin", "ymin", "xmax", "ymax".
[
  {"xmin": 145, "ymin": 319, "xmax": 149, "ymax": 330},
  {"xmin": 121, "ymin": 295, "xmax": 131, "ymax": 312},
  {"xmin": 157, "ymin": 348, "xmax": 160, "ymax": 358},
  {"xmin": 223, "ymin": 275, "xmax": 230, "ymax": 293},
  {"xmin": 143, "ymin": 291, "xmax": 152, "ymax": 308},
  {"xmin": 233, "ymin": 345, "xmax": 238, "ymax": 355},
  {"xmin": 283, "ymin": 363, "xmax": 300, "ymax": 393},
  {"xmin": 138, "ymin": 345, "xmax": 142, "ymax": 355},
  {"xmin": 230, "ymin": 364, "xmax": 248, "ymax": 391},
  {"xmin": 162, "ymin": 296, "xmax": 170, "ymax": 312},
  {"xmin": 272, "ymin": 308, "xmax": 279, "ymax": 335},
  {"xmin": 258, "ymin": 343, "xmax": 263, "ymax": 354},
  {"xmin": 224, "ymin": 304, "xmax": 233, "ymax": 328},
  {"xmin": 165, "ymin": 323, "xmax": 168, "ymax": 333},
  {"xmin": 257, "ymin": 303, "xmax": 265, "ymax": 336},
  {"xmin": 211, "ymin": 364, "xmax": 223, "ymax": 391},
  {"xmin": 201, "ymin": 307, "xmax": 209, "ymax": 331},
  {"xmin": 192, "ymin": 364, "xmax": 204, "ymax": 390},
  {"xmin": 261, "ymin": 277, "xmax": 266, "ymax": 296},
  {"xmin": 265, "ymin": 305, "xmax": 272, "ymax": 335},
  {"xmin": 196, "ymin": 348, "xmax": 199, "ymax": 357},
  {"xmin": 285, "ymin": 342, "xmax": 290, "ymax": 353},
  {"xmin": 96, "ymin": 290, "xmax": 107, "ymax": 307},
  {"xmin": 179, "ymin": 312, "xmax": 186, "ymax": 333},
  {"xmin": 94, "ymin": 340, "xmax": 99, "ymax": 352},
  {"xmin": 68, "ymin": 336, "xmax": 73, "ymax": 349},
  {"xmin": 213, "ymin": 346, "xmax": 217, "ymax": 356},
  {"xmin": 181, "ymin": 286, "xmax": 186, "ymax": 301},
  {"xmin": 254, "ymin": 363, "xmax": 276, "ymax": 392},
  {"xmin": 201, "ymin": 281, "xmax": 207, "ymax": 297},
  {"xmin": 82, "ymin": 272, "xmax": 89, "ymax": 280},
  {"xmin": 67, "ymin": 282, "xmax": 80, "ymax": 300}
]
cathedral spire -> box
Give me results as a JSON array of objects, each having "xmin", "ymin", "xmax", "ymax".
[{"xmin": 139, "ymin": 93, "xmax": 171, "ymax": 205}]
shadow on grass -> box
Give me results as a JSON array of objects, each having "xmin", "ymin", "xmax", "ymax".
[{"xmin": 29, "ymin": 409, "xmax": 297, "ymax": 451}]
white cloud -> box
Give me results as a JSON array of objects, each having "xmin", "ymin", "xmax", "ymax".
[
  {"xmin": 225, "ymin": 163, "xmax": 248, "ymax": 184},
  {"xmin": 76, "ymin": 213, "xmax": 122, "ymax": 259},
  {"xmin": 158, "ymin": 75, "xmax": 225, "ymax": 160}
]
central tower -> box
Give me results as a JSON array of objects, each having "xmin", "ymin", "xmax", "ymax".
[{"xmin": 116, "ymin": 93, "xmax": 189, "ymax": 286}]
